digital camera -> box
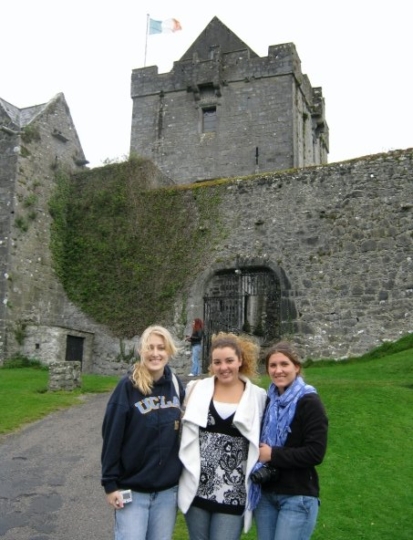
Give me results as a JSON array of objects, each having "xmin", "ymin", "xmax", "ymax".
[
  {"xmin": 120, "ymin": 490, "xmax": 133, "ymax": 504},
  {"xmin": 250, "ymin": 464, "xmax": 279, "ymax": 485}
]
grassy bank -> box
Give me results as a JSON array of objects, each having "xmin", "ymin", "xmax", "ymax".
[{"xmin": 0, "ymin": 361, "xmax": 119, "ymax": 435}]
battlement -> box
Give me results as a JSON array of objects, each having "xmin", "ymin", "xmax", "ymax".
[{"xmin": 131, "ymin": 42, "xmax": 305, "ymax": 98}]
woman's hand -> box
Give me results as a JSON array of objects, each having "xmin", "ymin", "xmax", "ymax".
[
  {"xmin": 106, "ymin": 490, "xmax": 124, "ymax": 509},
  {"xmin": 259, "ymin": 443, "xmax": 272, "ymax": 463}
]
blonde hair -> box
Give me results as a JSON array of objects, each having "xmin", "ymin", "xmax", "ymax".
[
  {"xmin": 209, "ymin": 332, "xmax": 259, "ymax": 379},
  {"xmin": 130, "ymin": 325, "xmax": 178, "ymax": 395}
]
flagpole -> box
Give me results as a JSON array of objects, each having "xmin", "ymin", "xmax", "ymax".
[{"xmin": 144, "ymin": 13, "xmax": 150, "ymax": 67}]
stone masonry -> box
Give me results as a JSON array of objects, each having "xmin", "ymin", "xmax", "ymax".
[
  {"xmin": 48, "ymin": 361, "xmax": 81, "ymax": 391},
  {"xmin": 183, "ymin": 150, "xmax": 413, "ymax": 361},
  {"xmin": 0, "ymin": 93, "xmax": 97, "ymax": 368},
  {"xmin": 130, "ymin": 17, "xmax": 328, "ymax": 184}
]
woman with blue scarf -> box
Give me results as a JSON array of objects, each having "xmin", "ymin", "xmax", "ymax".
[{"xmin": 250, "ymin": 342, "xmax": 328, "ymax": 540}]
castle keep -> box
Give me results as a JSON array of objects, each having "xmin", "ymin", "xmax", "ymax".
[
  {"xmin": 130, "ymin": 17, "xmax": 328, "ymax": 183},
  {"xmin": 0, "ymin": 19, "xmax": 412, "ymax": 373}
]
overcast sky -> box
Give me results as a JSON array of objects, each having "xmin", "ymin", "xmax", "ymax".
[{"xmin": 2, "ymin": 0, "xmax": 411, "ymax": 168}]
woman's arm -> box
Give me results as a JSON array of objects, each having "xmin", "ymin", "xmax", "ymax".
[{"xmin": 101, "ymin": 390, "xmax": 130, "ymax": 493}]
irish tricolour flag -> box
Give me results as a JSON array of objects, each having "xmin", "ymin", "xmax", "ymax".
[{"xmin": 149, "ymin": 18, "xmax": 182, "ymax": 35}]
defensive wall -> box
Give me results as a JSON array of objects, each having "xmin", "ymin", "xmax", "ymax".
[
  {"xmin": 1, "ymin": 92, "xmax": 412, "ymax": 372},
  {"xmin": 23, "ymin": 149, "xmax": 413, "ymax": 372},
  {"xmin": 184, "ymin": 149, "xmax": 413, "ymax": 361}
]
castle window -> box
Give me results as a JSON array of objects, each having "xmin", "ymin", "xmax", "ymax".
[
  {"xmin": 202, "ymin": 107, "xmax": 217, "ymax": 132},
  {"xmin": 209, "ymin": 45, "xmax": 220, "ymax": 60},
  {"xmin": 199, "ymin": 84, "xmax": 215, "ymax": 99}
]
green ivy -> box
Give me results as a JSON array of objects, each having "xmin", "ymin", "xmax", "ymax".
[{"xmin": 49, "ymin": 157, "xmax": 226, "ymax": 337}]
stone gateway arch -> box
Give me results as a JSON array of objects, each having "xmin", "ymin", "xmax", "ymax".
[{"xmin": 202, "ymin": 264, "xmax": 296, "ymax": 368}]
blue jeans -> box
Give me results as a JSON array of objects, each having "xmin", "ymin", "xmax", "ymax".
[
  {"xmin": 191, "ymin": 343, "xmax": 202, "ymax": 375},
  {"xmin": 114, "ymin": 486, "xmax": 178, "ymax": 540},
  {"xmin": 184, "ymin": 505, "xmax": 243, "ymax": 540},
  {"xmin": 254, "ymin": 493, "xmax": 319, "ymax": 540}
]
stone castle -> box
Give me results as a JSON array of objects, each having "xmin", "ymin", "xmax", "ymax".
[
  {"xmin": 131, "ymin": 17, "xmax": 328, "ymax": 183},
  {"xmin": 0, "ymin": 18, "xmax": 412, "ymax": 374}
]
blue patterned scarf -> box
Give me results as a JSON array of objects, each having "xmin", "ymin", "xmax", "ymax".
[{"xmin": 248, "ymin": 376, "xmax": 316, "ymax": 510}]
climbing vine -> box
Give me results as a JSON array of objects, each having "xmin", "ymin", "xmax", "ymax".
[{"xmin": 49, "ymin": 157, "xmax": 226, "ymax": 337}]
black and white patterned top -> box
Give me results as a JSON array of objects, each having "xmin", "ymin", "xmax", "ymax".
[{"xmin": 192, "ymin": 400, "xmax": 249, "ymax": 515}]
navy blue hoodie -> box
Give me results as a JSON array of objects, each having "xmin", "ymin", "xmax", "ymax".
[{"xmin": 101, "ymin": 365, "xmax": 184, "ymax": 494}]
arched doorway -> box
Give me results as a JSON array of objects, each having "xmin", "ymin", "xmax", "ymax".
[{"xmin": 202, "ymin": 266, "xmax": 281, "ymax": 368}]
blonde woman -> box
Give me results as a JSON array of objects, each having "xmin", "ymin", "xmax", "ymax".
[
  {"xmin": 178, "ymin": 332, "xmax": 267, "ymax": 540},
  {"xmin": 101, "ymin": 325, "xmax": 184, "ymax": 540}
]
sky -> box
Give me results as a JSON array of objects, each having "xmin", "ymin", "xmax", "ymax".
[{"xmin": 1, "ymin": 0, "xmax": 412, "ymax": 169}]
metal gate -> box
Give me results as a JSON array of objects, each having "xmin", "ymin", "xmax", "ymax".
[{"xmin": 202, "ymin": 268, "xmax": 280, "ymax": 368}]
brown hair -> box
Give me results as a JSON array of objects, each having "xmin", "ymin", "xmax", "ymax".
[
  {"xmin": 264, "ymin": 341, "xmax": 302, "ymax": 374},
  {"xmin": 209, "ymin": 332, "xmax": 259, "ymax": 379}
]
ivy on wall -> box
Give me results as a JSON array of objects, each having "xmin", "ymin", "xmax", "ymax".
[{"xmin": 49, "ymin": 157, "xmax": 225, "ymax": 337}]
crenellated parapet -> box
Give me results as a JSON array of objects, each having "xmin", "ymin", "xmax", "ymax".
[{"xmin": 131, "ymin": 42, "xmax": 308, "ymax": 99}]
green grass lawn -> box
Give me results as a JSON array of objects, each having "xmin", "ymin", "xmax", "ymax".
[
  {"xmin": 1, "ymin": 335, "xmax": 413, "ymax": 539},
  {"xmin": 0, "ymin": 363, "xmax": 119, "ymax": 435}
]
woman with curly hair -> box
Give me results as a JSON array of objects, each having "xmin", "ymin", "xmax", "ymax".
[{"xmin": 178, "ymin": 332, "xmax": 267, "ymax": 540}]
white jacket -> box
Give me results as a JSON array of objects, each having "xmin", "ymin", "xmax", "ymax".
[{"xmin": 178, "ymin": 375, "xmax": 267, "ymax": 532}]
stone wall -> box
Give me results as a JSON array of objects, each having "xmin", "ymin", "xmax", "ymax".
[
  {"xmin": 0, "ymin": 94, "xmax": 104, "ymax": 367},
  {"xmin": 21, "ymin": 325, "xmax": 94, "ymax": 371},
  {"xmin": 0, "ymin": 118, "xmax": 18, "ymax": 360},
  {"xmin": 2, "ymin": 90, "xmax": 412, "ymax": 372},
  {"xmin": 48, "ymin": 361, "xmax": 81, "ymax": 391},
  {"xmin": 183, "ymin": 149, "xmax": 413, "ymax": 360}
]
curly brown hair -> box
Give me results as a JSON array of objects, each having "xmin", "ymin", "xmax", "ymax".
[{"xmin": 209, "ymin": 332, "xmax": 260, "ymax": 379}]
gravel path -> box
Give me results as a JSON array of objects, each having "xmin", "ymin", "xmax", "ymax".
[{"xmin": 0, "ymin": 393, "xmax": 113, "ymax": 540}]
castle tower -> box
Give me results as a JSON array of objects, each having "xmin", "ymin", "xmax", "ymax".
[{"xmin": 130, "ymin": 17, "xmax": 329, "ymax": 184}]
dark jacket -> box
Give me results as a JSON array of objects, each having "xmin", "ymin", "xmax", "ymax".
[
  {"xmin": 189, "ymin": 329, "xmax": 203, "ymax": 346},
  {"xmin": 101, "ymin": 365, "xmax": 184, "ymax": 494},
  {"xmin": 264, "ymin": 393, "xmax": 328, "ymax": 497}
]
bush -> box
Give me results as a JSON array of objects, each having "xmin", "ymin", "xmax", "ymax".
[{"xmin": 2, "ymin": 354, "xmax": 44, "ymax": 369}]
